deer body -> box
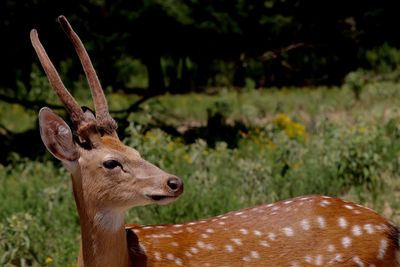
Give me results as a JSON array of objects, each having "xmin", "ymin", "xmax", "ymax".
[
  {"xmin": 31, "ymin": 16, "xmax": 399, "ymax": 267},
  {"xmin": 128, "ymin": 195, "xmax": 399, "ymax": 266}
]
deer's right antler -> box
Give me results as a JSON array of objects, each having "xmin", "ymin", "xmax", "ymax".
[
  {"xmin": 58, "ymin": 16, "xmax": 117, "ymax": 135},
  {"xmin": 30, "ymin": 29, "xmax": 86, "ymax": 127}
]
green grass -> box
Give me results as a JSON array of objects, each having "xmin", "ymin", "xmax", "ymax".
[{"xmin": 1, "ymin": 82, "xmax": 400, "ymax": 266}]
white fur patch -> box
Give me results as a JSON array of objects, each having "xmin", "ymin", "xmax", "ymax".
[{"xmin": 94, "ymin": 209, "xmax": 125, "ymax": 231}]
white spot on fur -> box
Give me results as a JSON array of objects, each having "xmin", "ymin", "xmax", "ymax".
[
  {"xmin": 363, "ymin": 224, "xmax": 375, "ymax": 234},
  {"xmin": 201, "ymin": 233, "xmax": 209, "ymax": 238},
  {"xmin": 260, "ymin": 240, "xmax": 269, "ymax": 247},
  {"xmin": 184, "ymin": 251, "xmax": 192, "ymax": 257},
  {"xmin": 353, "ymin": 256, "xmax": 365, "ymax": 267},
  {"xmin": 175, "ymin": 258, "xmax": 183, "ymax": 265},
  {"xmin": 352, "ymin": 225, "xmax": 362, "ymax": 236},
  {"xmin": 197, "ymin": 241, "xmax": 206, "ymax": 249},
  {"xmin": 205, "ymin": 243, "xmax": 215, "ymax": 250},
  {"xmin": 317, "ymin": 216, "xmax": 326, "ymax": 229},
  {"xmin": 231, "ymin": 238, "xmax": 243, "ymax": 246},
  {"xmin": 206, "ymin": 228, "xmax": 215, "ymax": 233},
  {"xmin": 338, "ymin": 217, "xmax": 348, "ymax": 228},
  {"xmin": 268, "ymin": 232, "xmax": 277, "ymax": 241},
  {"xmin": 341, "ymin": 236, "xmax": 352, "ymax": 248},
  {"xmin": 328, "ymin": 253, "xmax": 343, "ymax": 263},
  {"xmin": 327, "ymin": 244, "xmax": 335, "ymax": 252},
  {"xmin": 305, "ymin": 255, "xmax": 312, "ymax": 263},
  {"xmin": 250, "ymin": 251, "xmax": 259, "ymax": 259},
  {"xmin": 190, "ymin": 247, "xmax": 199, "ymax": 254},
  {"xmin": 166, "ymin": 253, "xmax": 174, "ymax": 260},
  {"xmin": 320, "ymin": 200, "xmax": 331, "ymax": 207},
  {"xmin": 377, "ymin": 239, "xmax": 388, "ymax": 260},
  {"xmin": 315, "ymin": 254, "xmax": 323, "ymax": 265},
  {"xmin": 171, "ymin": 241, "xmax": 179, "ymax": 247},
  {"xmin": 240, "ymin": 228, "xmax": 249, "ymax": 235},
  {"xmin": 344, "ymin": 204, "xmax": 354, "ymax": 210},
  {"xmin": 154, "ymin": 251, "xmax": 161, "ymax": 261},
  {"xmin": 300, "ymin": 219, "xmax": 310, "ymax": 230},
  {"xmin": 253, "ymin": 230, "xmax": 262, "ymax": 236},
  {"xmin": 225, "ymin": 244, "xmax": 234, "ymax": 252},
  {"xmin": 243, "ymin": 256, "xmax": 251, "ymax": 262},
  {"xmin": 282, "ymin": 227, "xmax": 294, "ymax": 236}
]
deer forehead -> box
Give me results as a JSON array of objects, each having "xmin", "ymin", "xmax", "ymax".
[
  {"xmin": 100, "ymin": 136, "xmax": 140, "ymax": 157},
  {"xmin": 98, "ymin": 136, "xmax": 128, "ymax": 151},
  {"xmin": 77, "ymin": 136, "xmax": 141, "ymax": 163}
]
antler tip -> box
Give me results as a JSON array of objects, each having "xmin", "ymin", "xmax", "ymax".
[
  {"xmin": 58, "ymin": 15, "xmax": 71, "ymax": 33},
  {"xmin": 30, "ymin": 29, "xmax": 38, "ymax": 40},
  {"xmin": 58, "ymin": 15, "xmax": 66, "ymax": 22}
]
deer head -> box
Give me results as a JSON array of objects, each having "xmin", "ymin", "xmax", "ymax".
[{"xmin": 31, "ymin": 16, "xmax": 183, "ymax": 219}]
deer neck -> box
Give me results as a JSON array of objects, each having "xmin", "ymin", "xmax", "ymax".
[{"xmin": 71, "ymin": 170, "xmax": 132, "ymax": 267}]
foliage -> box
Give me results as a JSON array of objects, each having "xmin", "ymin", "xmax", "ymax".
[
  {"xmin": 344, "ymin": 70, "xmax": 368, "ymax": 100},
  {"xmin": 365, "ymin": 43, "xmax": 400, "ymax": 74},
  {"xmin": 2, "ymin": 83, "xmax": 400, "ymax": 265}
]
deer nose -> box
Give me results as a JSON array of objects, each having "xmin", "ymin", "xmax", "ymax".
[{"xmin": 167, "ymin": 177, "xmax": 183, "ymax": 192}]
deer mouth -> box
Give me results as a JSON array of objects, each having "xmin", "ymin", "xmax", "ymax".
[{"xmin": 146, "ymin": 194, "xmax": 178, "ymax": 204}]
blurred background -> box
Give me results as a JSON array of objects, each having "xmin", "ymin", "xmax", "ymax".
[{"xmin": 2, "ymin": 1, "xmax": 400, "ymax": 265}]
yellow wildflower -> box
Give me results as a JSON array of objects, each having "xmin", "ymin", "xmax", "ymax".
[
  {"xmin": 273, "ymin": 113, "xmax": 291, "ymax": 127},
  {"xmin": 45, "ymin": 256, "xmax": 53, "ymax": 264},
  {"xmin": 183, "ymin": 154, "xmax": 193, "ymax": 164},
  {"xmin": 292, "ymin": 162, "xmax": 301, "ymax": 169}
]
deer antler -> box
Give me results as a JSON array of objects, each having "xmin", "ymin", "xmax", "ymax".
[
  {"xmin": 58, "ymin": 15, "xmax": 117, "ymax": 135},
  {"xmin": 30, "ymin": 29, "xmax": 86, "ymax": 126}
]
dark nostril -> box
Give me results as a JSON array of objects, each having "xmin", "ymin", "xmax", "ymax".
[{"xmin": 167, "ymin": 177, "xmax": 182, "ymax": 191}]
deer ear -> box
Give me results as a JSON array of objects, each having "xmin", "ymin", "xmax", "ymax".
[{"xmin": 39, "ymin": 107, "xmax": 79, "ymax": 163}]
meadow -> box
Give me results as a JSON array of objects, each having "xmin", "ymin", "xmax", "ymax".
[{"xmin": 1, "ymin": 82, "xmax": 400, "ymax": 266}]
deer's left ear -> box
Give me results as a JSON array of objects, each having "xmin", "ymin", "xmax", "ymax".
[{"xmin": 39, "ymin": 107, "xmax": 79, "ymax": 163}]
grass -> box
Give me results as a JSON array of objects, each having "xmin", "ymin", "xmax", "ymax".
[{"xmin": 1, "ymin": 82, "xmax": 400, "ymax": 266}]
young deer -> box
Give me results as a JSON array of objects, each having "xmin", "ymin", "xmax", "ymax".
[{"xmin": 32, "ymin": 16, "xmax": 399, "ymax": 267}]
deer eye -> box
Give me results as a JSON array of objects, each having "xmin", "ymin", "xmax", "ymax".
[{"xmin": 103, "ymin": 159, "xmax": 122, "ymax": 169}]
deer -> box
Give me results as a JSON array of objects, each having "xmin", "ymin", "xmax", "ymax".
[{"xmin": 31, "ymin": 16, "xmax": 399, "ymax": 267}]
